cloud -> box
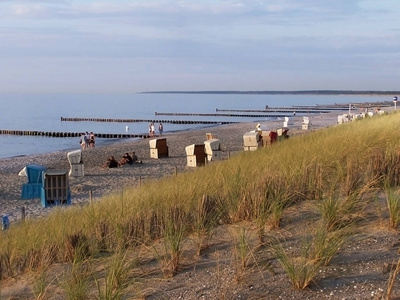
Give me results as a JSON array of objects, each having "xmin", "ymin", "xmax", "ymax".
[
  {"xmin": 0, "ymin": 0, "xmax": 365, "ymax": 20},
  {"xmin": 0, "ymin": 0, "xmax": 399, "ymax": 92},
  {"xmin": 7, "ymin": 4, "xmax": 50, "ymax": 18}
]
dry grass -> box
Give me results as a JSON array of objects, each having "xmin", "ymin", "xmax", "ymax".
[{"xmin": 385, "ymin": 186, "xmax": 400, "ymax": 229}]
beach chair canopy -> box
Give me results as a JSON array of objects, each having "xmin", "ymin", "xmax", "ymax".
[
  {"xmin": 243, "ymin": 131, "xmax": 261, "ymax": 146},
  {"xmin": 185, "ymin": 144, "xmax": 205, "ymax": 156},
  {"xmin": 25, "ymin": 164, "xmax": 47, "ymax": 183},
  {"xmin": 67, "ymin": 149, "xmax": 82, "ymax": 164},
  {"xmin": 204, "ymin": 139, "xmax": 221, "ymax": 152},
  {"xmin": 149, "ymin": 138, "xmax": 167, "ymax": 149}
]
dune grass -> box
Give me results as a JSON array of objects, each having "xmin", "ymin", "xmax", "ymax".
[
  {"xmin": 384, "ymin": 185, "xmax": 400, "ymax": 229},
  {"xmin": 1, "ymin": 111, "xmax": 400, "ymax": 295}
]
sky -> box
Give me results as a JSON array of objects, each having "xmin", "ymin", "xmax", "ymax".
[{"xmin": 0, "ymin": 0, "xmax": 399, "ymax": 93}]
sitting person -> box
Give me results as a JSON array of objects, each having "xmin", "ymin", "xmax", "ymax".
[
  {"xmin": 104, "ymin": 156, "xmax": 120, "ymax": 168},
  {"xmin": 119, "ymin": 153, "xmax": 133, "ymax": 165},
  {"xmin": 282, "ymin": 128, "xmax": 290, "ymax": 139},
  {"xmin": 132, "ymin": 151, "xmax": 143, "ymax": 164}
]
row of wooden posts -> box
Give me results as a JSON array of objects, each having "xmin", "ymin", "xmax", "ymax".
[
  {"xmin": 60, "ymin": 117, "xmax": 236, "ymax": 125},
  {"xmin": 0, "ymin": 129, "xmax": 149, "ymax": 139}
]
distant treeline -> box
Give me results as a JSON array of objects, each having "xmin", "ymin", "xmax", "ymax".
[{"xmin": 142, "ymin": 90, "xmax": 400, "ymax": 96}]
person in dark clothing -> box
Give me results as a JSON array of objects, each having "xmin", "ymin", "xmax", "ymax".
[
  {"xmin": 132, "ymin": 151, "xmax": 143, "ymax": 164},
  {"xmin": 105, "ymin": 156, "xmax": 120, "ymax": 168},
  {"xmin": 119, "ymin": 153, "xmax": 133, "ymax": 165},
  {"xmin": 89, "ymin": 132, "xmax": 95, "ymax": 148}
]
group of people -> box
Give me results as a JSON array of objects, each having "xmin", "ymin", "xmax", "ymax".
[
  {"xmin": 149, "ymin": 122, "xmax": 164, "ymax": 137},
  {"xmin": 104, "ymin": 151, "xmax": 142, "ymax": 168},
  {"xmin": 80, "ymin": 132, "xmax": 95, "ymax": 149}
]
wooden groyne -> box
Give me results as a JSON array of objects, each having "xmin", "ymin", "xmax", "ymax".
[
  {"xmin": 291, "ymin": 101, "xmax": 393, "ymax": 109},
  {"xmin": 154, "ymin": 112, "xmax": 307, "ymax": 117},
  {"xmin": 216, "ymin": 101, "xmax": 393, "ymax": 113},
  {"xmin": 0, "ymin": 129, "xmax": 150, "ymax": 139},
  {"xmin": 214, "ymin": 109, "xmax": 329, "ymax": 114},
  {"xmin": 60, "ymin": 117, "xmax": 237, "ymax": 125}
]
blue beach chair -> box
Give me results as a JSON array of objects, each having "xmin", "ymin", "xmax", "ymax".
[{"xmin": 21, "ymin": 164, "xmax": 47, "ymax": 200}]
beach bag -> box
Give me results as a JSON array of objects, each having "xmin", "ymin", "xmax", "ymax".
[{"xmin": 2, "ymin": 215, "xmax": 10, "ymax": 230}]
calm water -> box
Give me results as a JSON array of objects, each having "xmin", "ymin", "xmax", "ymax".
[{"xmin": 0, "ymin": 93, "xmax": 390, "ymax": 159}]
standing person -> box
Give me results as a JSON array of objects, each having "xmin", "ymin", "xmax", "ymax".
[
  {"xmin": 148, "ymin": 122, "xmax": 152, "ymax": 137},
  {"xmin": 84, "ymin": 131, "xmax": 90, "ymax": 149},
  {"xmin": 80, "ymin": 133, "xmax": 86, "ymax": 149},
  {"xmin": 89, "ymin": 132, "xmax": 95, "ymax": 148},
  {"xmin": 150, "ymin": 122, "xmax": 155, "ymax": 137},
  {"xmin": 158, "ymin": 122, "xmax": 164, "ymax": 136}
]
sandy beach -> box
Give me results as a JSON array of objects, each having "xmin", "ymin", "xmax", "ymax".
[
  {"xmin": 4, "ymin": 109, "xmax": 400, "ymax": 300},
  {"xmin": 0, "ymin": 113, "xmax": 340, "ymax": 223}
]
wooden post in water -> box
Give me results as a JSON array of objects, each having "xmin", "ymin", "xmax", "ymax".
[
  {"xmin": 21, "ymin": 206, "xmax": 26, "ymax": 222},
  {"xmin": 89, "ymin": 190, "xmax": 93, "ymax": 205},
  {"xmin": 175, "ymin": 166, "xmax": 178, "ymax": 176},
  {"xmin": 139, "ymin": 176, "xmax": 142, "ymax": 190}
]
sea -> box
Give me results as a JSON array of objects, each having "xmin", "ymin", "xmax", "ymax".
[{"xmin": 0, "ymin": 93, "xmax": 392, "ymax": 160}]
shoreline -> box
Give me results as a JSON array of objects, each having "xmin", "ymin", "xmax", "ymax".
[
  {"xmin": 0, "ymin": 124, "xmax": 221, "ymax": 161},
  {"xmin": 0, "ymin": 112, "xmax": 344, "ymax": 223}
]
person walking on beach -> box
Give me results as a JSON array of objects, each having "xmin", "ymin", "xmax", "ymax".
[
  {"xmin": 89, "ymin": 132, "xmax": 95, "ymax": 148},
  {"xmin": 149, "ymin": 122, "xmax": 155, "ymax": 137},
  {"xmin": 84, "ymin": 131, "xmax": 90, "ymax": 149},
  {"xmin": 80, "ymin": 133, "xmax": 86, "ymax": 149},
  {"xmin": 148, "ymin": 122, "xmax": 153, "ymax": 137},
  {"xmin": 158, "ymin": 122, "xmax": 164, "ymax": 136}
]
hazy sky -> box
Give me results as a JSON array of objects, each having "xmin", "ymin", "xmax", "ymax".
[{"xmin": 1, "ymin": 0, "xmax": 399, "ymax": 93}]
